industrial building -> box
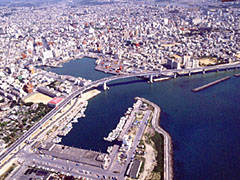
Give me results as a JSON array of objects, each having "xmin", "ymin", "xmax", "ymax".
[
  {"xmin": 126, "ymin": 159, "xmax": 142, "ymax": 179},
  {"xmin": 37, "ymin": 86, "xmax": 59, "ymax": 98},
  {"xmin": 47, "ymin": 97, "xmax": 64, "ymax": 108}
]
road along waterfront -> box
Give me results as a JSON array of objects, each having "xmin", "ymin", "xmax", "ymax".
[
  {"xmin": 46, "ymin": 58, "xmax": 240, "ymax": 180},
  {"xmin": 8, "ymin": 97, "xmax": 168, "ymax": 180},
  {"xmin": 56, "ymin": 59, "xmax": 240, "ymax": 180},
  {"xmin": 136, "ymin": 97, "xmax": 173, "ymax": 180}
]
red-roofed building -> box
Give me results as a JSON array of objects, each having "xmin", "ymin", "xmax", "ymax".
[{"xmin": 48, "ymin": 97, "xmax": 64, "ymax": 108}]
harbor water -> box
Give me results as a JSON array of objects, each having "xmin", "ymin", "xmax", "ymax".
[{"xmin": 49, "ymin": 57, "xmax": 240, "ymax": 180}]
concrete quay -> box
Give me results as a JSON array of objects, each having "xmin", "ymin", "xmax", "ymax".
[
  {"xmin": 7, "ymin": 97, "xmax": 170, "ymax": 180},
  {"xmin": 192, "ymin": 76, "xmax": 231, "ymax": 92},
  {"xmin": 117, "ymin": 100, "xmax": 142, "ymax": 141},
  {"xmin": 39, "ymin": 143, "xmax": 107, "ymax": 168},
  {"xmin": 135, "ymin": 97, "xmax": 173, "ymax": 180}
]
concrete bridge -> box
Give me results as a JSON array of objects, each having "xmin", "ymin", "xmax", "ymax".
[
  {"xmin": 1, "ymin": 62, "xmax": 240, "ymax": 172},
  {"xmin": 87, "ymin": 62, "xmax": 240, "ymax": 91}
]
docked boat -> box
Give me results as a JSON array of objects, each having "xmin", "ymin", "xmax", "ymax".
[
  {"xmin": 71, "ymin": 117, "xmax": 78, "ymax": 123},
  {"xmin": 53, "ymin": 136, "xmax": 62, "ymax": 143},
  {"xmin": 58, "ymin": 123, "xmax": 73, "ymax": 136},
  {"xmin": 104, "ymin": 109, "xmax": 131, "ymax": 142}
]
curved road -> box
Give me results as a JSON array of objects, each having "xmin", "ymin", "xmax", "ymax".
[{"xmin": 1, "ymin": 62, "xmax": 240, "ymax": 171}]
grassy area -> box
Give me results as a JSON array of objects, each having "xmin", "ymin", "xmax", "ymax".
[
  {"xmin": 1, "ymin": 102, "xmax": 51, "ymax": 145},
  {"xmin": 151, "ymin": 132, "xmax": 164, "ymax": 177},
  {"xmin": 148, "ymin": 113, "xmax": 153, "ymax": 128},
  {"xmin": 0, "ymin": 163, "xmax": 17, "ymax": 180},
  {"xmin": 144, "ymin": 133, "xmax": 152, "ymax": 145},
  {"xmin": 146, "ymin": 172, "xmax": 161, "ymax": 180}
]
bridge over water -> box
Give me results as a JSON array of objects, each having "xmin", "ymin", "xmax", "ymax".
[
  {"xmin": 84, "ymin": 62, "xmax": 240, "ymax": 91},
  {"xmin": 1, "ymin": 62, "xmax": 240, "ymax": 174}
]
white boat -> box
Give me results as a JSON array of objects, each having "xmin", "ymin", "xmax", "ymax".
[
  {"xmin": 53, "ymin": 136, "xmax": 62, "ymax": 143},
  {"xmin": 72, "ymin": 117, "xmax": 78, "ymax": 123}
]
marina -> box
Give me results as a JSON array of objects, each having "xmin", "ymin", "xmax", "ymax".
[
  {"xmin": 52, "ymin": 136, "xmax": 62, "ymax": 144},
  {"xmin": 57, "ymin": 101, "xmax": 88, "ymax": 138},
  {"xmin": 2, "ymin": 0, "xmax": 240, "ymax": 179},
  {"xmin": 58, "ymin": 123, "xmax": 73, "ymax": 137},
  {"xmin": 49, "ymin": 57, "xmax": 240, "ymax": 180},
  {"xmin": 103, "ymin": 108, "xmax": 132, "ymax": 142},
  {"xmin": 192, "ymin": 76, "xmax": 231, "ymax": 92}
]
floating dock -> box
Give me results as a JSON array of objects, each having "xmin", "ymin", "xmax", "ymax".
[{"xmin": 192, "ymin": 76, "xmax": 231, "ymax": 92}]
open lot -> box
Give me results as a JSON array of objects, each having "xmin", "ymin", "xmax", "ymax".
[
  {"xmin": 199, "ymin": 57, "xmax": 217, "ymax": 66},
  {"xmin": 79, "ymin": 89, "xmax": 101, "ymax": 102},
  {"xmin": 24, "ymin": 92, "xmax": 52, "ymax": 104}
]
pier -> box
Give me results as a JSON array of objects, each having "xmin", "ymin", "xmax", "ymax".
[
  {"xmin": 192, "ymin": 76, "xmax": 231, "ymax": 92},
  {"xmin": 117, "ymin": 100, "xmax": 142, "ymax": 141},
  {"xmin": 135, "ymin": 97, "xmax": 173, "ymax": 180},
  {"xmin": 234, "ymin": 73, "xmax": 240, "ymax": 77}
]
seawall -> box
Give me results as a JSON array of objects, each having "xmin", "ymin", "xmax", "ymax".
[{"xmin": 135, "ymin": 97, "xmax": 173, "ymax": 180}]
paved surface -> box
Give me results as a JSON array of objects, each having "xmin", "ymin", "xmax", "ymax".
[
  {"xmin": 17, "ymin": 152, "xmax": 119, "ymax": 180},
  {"xmin": 1, "ymin": 62, "xmax": 240, "ymax": 176},
  {"xmin": 137, "ymin": 97, "xmax": 173, "ymax": 180},
  {"xmin": 118, "ymin": 110, "xmax": 151, "ymax": 179},
  {"xmin": 40, "ymin": 143, "xmax": 106, "ymax": 168},
  {"xmin": 12, "ymin": 99, "xmax": 151, "ymax": 180}
]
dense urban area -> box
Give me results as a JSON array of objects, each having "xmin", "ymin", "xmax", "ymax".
[{"xmin": 0, "ymin": 0, "xmax": 239, "ymax": 179}]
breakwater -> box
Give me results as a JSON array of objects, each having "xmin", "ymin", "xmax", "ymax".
[
  {"xmin": 135, "ymin": 97, "xmax": 173, "ymax": 180},
  {"xmin": 234, "ymin": 73, "xmax": 240, "ymax": 77},
  {"xmin": 192, "ymin": 76, "xmax": 231, "ymax": 92},
  {"xmin": 49, "ymin": 57, "xmax": 240, "ymax": 180}
]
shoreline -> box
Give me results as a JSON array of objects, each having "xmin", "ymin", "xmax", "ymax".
[
  {"xmin": 136, "ymin": 97, "xmax": 173, "ymax": 180},
  {"xmin": 41, "ymin": 54, "xmax": 240, "ymax": 85},
  {"xmin": 47, "ymin": 89, "xmax": 101, "ymax": 142},
  {"xmin": 78, "ymin": 89, "xmax": 101, "ymax": 102}
]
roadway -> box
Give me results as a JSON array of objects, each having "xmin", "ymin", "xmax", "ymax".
[
  {"xmin": 1, "ymin": 61, "xmax": 240, "ymax": 175},
  {"xmin": 16, "ymin": 107, "xmax": 151, "ymax": 180},
  {"xmin": 118, "ymin": 110, "xmax": 151, "ymax": 179},
  {"xmin": 137, "ymin": 97, "xmax": 173, "ymax": 180}
]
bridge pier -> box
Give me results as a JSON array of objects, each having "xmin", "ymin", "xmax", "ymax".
[
  {"xmin": 149, "ymin": 75, "xmax": 153, "ymax": 84},
  {"xmin": 202, "ymin": 69, "xmax": 205, "ymax": 74},
  {"xmin": 174, "ymin": 72, "xmax": 177, "ymax": 79},
  {"xmin": 103, "ymin": 82, "xmax": 109, "ymax": 91},
  {"xmin": 188, "ymin": 71, "xmax": 191, "ymax": 77}
]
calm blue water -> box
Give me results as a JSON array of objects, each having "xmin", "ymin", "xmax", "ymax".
[
  {"xmin": 49, "ymin": 57, "xmax": 112, "ymax": 80},
  {"xmin": 49, "ymin": 58, "xmax": 240, "ymax": 180}
]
